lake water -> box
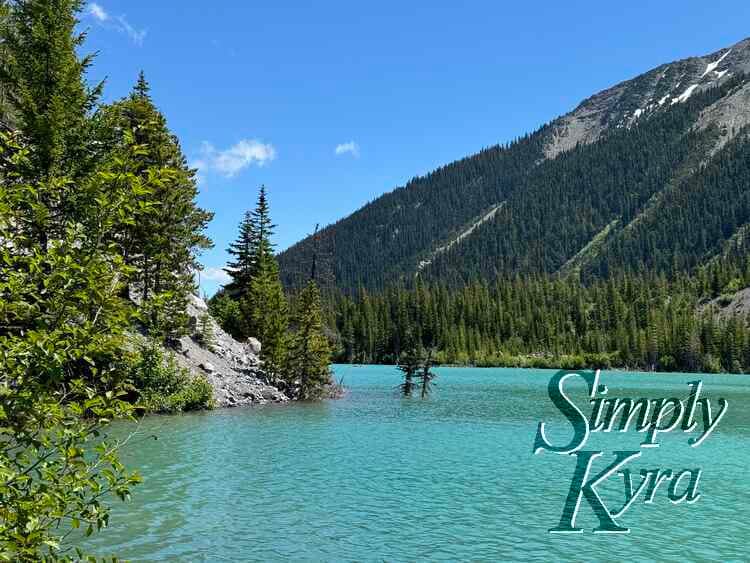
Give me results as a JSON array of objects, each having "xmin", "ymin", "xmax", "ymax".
[{"xmin": 84, "ymin": 366, "xmax": 750, "ymax": 561}]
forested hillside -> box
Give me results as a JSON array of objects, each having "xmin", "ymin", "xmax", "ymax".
[{"xmin": 279, "ymin": 38, "xmax": 750, "ymax": 292}]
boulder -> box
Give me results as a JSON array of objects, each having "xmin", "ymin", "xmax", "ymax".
[
  {"xmin": 199, "ymin": 361, "xmax": 216, "ymax": 374},
  {"xmin": 246, "ymin": 337, "xmax": 262, "ymax": 355}
]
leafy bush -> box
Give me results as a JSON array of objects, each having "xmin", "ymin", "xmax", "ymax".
[
  {"xmin": 128, "ymin": 339, "xmax": 214, "ymax": 413},
  {"xmin": 208, "ymin": 291, "xmax": 245, "ymax": 339}
]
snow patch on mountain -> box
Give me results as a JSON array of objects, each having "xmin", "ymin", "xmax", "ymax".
[
  {"xmin": 702, "ymin": 49, "xmax": 732, "ymax": 78},
  {"xmin": 543, "ymin": 38, "xmax": 750, "ymax": 159},
  {"xmin": 672, "ymin": 84, "xmax": 699, "ymax": 104}
]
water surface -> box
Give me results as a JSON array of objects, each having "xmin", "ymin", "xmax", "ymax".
[{"xmin": 84, "ymin": 366, "xmax": 750, "ymax": 561}]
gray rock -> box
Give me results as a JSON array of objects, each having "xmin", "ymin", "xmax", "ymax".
[
  {"xmin": 200, "ymin": 362, "xmax": 216, "ymax": 373},
  {"xmin": 544, "ymin": 37, "xmax": 750, "ymax": 159},
  {"xmin": 246, "ymin": 337, "xmax": 262, "ymax": 355},
  {"xmin": 168, "ymin": 295, "xmax": 288, "ymax": 408}
]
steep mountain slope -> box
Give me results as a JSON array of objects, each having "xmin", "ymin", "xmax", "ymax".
[
  {"xmin": 279, "ymin": 38, "xmax": 750, "ymax": 292},
  {"xmin": 544, "ymin": 38, "xmax": 750, "ymax": 157}
]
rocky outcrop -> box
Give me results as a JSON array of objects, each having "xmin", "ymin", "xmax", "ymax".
[
  {"xmin": 544, "ymin": 37, "xmax": 750, "ymax": 159},
  {"xmin": 170, "ymin": 294, "xmax": 288, "ymax": 408},
  {"xmin": 703, "ymin": 287, "xmax": 750, "ymax": 321}
]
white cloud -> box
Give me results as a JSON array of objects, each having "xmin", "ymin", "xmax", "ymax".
[
  {"xmin": 116, "ymin": 15, "xmax": 147, "ymax": 46},
  {"xmin": 86, "ymin": 3, "xmax": 147, "ymax": 46},
  {"xmin": 88, "ymin": 2, "xmax": 108, "ymax": 21},
  {"xmin": 196, "ymin": 139, "xmax": 277, "ymax": 178},
  {"xmin": 201, "ymin": 267, "xmax": 232, "ymax": 285},
  {"xmin": 335, "ymin": 141, "xmax": 359, "ymax": 158}
]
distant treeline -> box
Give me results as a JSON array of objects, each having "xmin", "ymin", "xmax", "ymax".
[{"xmin": 327, "ymin": 258, "xmax": 750, "ymax": 373}]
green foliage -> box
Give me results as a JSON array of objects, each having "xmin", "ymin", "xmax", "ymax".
[
  {"xmin": 0, "ymin": 380, "xmax": 142, "ymax": 561},
  {"xmin": 0, "ymin": 0, "xmax": 103, "ymax": 182},
  {"xmin": 397, "ymin": 350, "xmax": 421, "ymax": 397},
  {"xmin": 207, "ymin": 290, "xmax": 244, "ymax": 339},
  {"xmin": 417, "ymin": 356, "xmax": 437, "ymax": 399},
  {"xmin": 0, "ymin": 0, "xmax": 216, "ymax": 555},
  {"xmin": 224, "ymin": 210, "xmax": 257, "ymax": 298},
  {"xmin": 103, "ymin": 73, "xmax": 213, "ymax": 339},
  {"xmin": 332, "ymin": 271, "xmax": 750, "ymax": 374},
  {"xmin": 225, "ymin": 185, "xmax": 274, "ymax": 298},
  {"xmin": 701, "ymin": 354, "xmax": 722, "ymax": 374},
  {"xmin": 659, "ymin": 355, "xmax": 677, "ymax": 371},
  {"xmin": 195, "ymin": 313, "xmax": 216, "ymax": 352},
  {"xmin": 245, "ymin": 252, "xmax": 289, "ymax": 380},
  {"xmin": 0, "ymin": 125, "xmax": 145, "ymax": 557},
  {"xmin": 127, "ymin": 339, "xmax": 214, "ymax": 413},
  {"xmin": 286, "ymin": 282, "xmax": 333, "ymax": 400},
  {"xmin": 214, "ymin": 186, "xmax": 292, "ymax": 381},
  {"xmin": 398, "ymin": 350, "xmax": 437, "ymax": 398}
]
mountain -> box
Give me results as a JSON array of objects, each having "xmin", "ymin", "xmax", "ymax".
[{"xmin": 279, "ymin": 38, "xmax": 750, "ymax": 292}]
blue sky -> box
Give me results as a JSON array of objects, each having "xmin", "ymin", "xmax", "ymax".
[{"xmin": 80, "ymin": 0, "xmax": 750, "ymax": 295}]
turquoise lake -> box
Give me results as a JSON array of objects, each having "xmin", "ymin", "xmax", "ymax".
[{"xmin": 84, "ymin": 366, "xmax": 750, "ymax": 561}]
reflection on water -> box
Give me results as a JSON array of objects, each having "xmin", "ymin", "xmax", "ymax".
[{"xmin": 83, "ymin": 366, "xmax": 750, "ymax": 561}]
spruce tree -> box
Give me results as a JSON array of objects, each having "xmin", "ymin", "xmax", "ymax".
[
  {"xmin": 0, "ymin": 0, "xmax": 105, "ymax": 251},
  {"xmin": 246, "ymin": 252, "xmax": 289, "ymax": 381},
  {"xmin": 397, "ymin": 349, "xmax": 421, "ymax": 397},
  {"xmin": 287, "ymin": 281, "xmax": 333, "ymax": 400},
  {"xmin": 252, "ymin": 184, "xmax": 275, "ymax": 258},
  {"xmin": 234, "ymin": 186, "xmax": 290, "ymax": 378},
  {"xmin": 225, "ymin": 210, "xmax": 257, "ymax": 297},
  {"xmin": 0, "ymin": 0, "xmax": 101, "ymax": 180},
  {"xmin": 105, "ymin": 73, "xmax": 213, "ymax": 337}
]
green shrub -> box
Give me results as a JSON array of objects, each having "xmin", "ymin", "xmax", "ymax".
[
  {"xmin": 701, "ymin": 354, "xmax": 722, "ymax": 374},
  {"xmin": 658, "ymin": 355, "xmax": 677, "ymax": 371},
  {"xmin": 717, "ymin": 293, "xmax": 734, "ymax": 307},
  {"xmin": 128, "ymin": 339, "xmax": 215, "ymax": 413},
  {"xmin": 559, "ymin": 355, "xmax": 586, "ymax": 370},
  {"xmin": 195, "ymin": 312, "xmax": 216, "ymax": 351},
  {"xmin": 208, "ymin": 291, "xmax": 245, "ymax": 339}
]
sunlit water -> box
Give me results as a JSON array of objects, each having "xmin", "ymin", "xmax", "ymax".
[{"xmin": 83, "ymin": 366, "xmax": 750, "ymax": 561}]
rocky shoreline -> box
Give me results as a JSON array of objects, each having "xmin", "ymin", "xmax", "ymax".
[{"xmin": 170, "ymin": 295, "xmax": 288, "ymax": 408}]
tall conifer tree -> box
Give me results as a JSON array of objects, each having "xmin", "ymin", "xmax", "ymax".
[
  {"xmin": 225, "ymin": 210, "xmax": 257, "ymax": 297},
  {"xmin": 105, "ymin": 73, "xmax": 213, "ymax": 337},
  {"xmin": 238, "ymin": 186, "xmax": 289, "ymax": 377},
  {"xmin": 287, "ymin": 281, "xmax": 333, "ymax": 400}
]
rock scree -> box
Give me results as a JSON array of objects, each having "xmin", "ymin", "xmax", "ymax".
[{"xmin": 171, "ymin": 294, "xmax": 288, "ymax": 407}]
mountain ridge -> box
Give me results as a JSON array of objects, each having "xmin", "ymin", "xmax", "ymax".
[{"xmin": 279, "ymin": 37, "xmax": 750, "ymax": 292}]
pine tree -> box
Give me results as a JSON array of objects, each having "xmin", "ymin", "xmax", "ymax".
[
  {"xmin": 230, "ymin": 185, "xmax": 290, "ymax": 378},
  {"xmin": 219, "ymin": 185, "xmax": 280, "ymax": 339},
  {"xmin": 246, "ymin": 252, "xmax": 289, "ymax": 381},
  {"xmin": 225, "ymin": 210, "xmax": 257, "ymax": 297},
  {"xmin": 418, "ymin": 354, "xmax": 437, "ymax": 399},
  {"xmin": 0, "ymin": 0, "xmax": 102, "ymax": 180},
  {"xmin": 253, "ymin": 185, "xmax": 275, "ymax": 257},
  {"xmin": 287, "ymin": 281, "xmax": 333, "ymax": 400},
  {"xmin": 397, "ymin": 348, "xmax": 421, "ymax": 397},
  {"xmin": 105, "ymin": 73, "xmax": 213, "ymax": 337},
  {"xmin": 0, "ymin": 0, "xmax": 105, "ymax": 251}
]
